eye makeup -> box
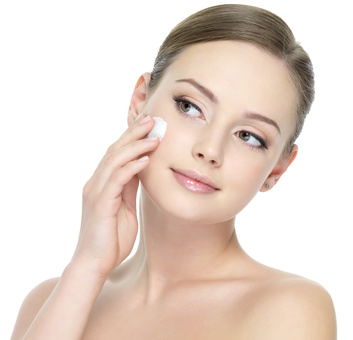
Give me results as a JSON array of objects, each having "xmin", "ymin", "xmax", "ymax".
[
  {"xmin": 236, "ymin": 130, "xmax": 268, "ymax": 150},
  {"xmin": 173, "ymin": 95, "xmax": 269, "ymax": 151},
  {"xmin": 173, "ymin": 96, "xmax": 203, "ymax": 119}
]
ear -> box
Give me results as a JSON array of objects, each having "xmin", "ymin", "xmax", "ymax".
[
  {"xmin": 260, "ymin": 144, "xmax": 298, "ymax": 192},
  {"xmin": 127, "ymin": 72, "xmax": 151, "ymax": 125}
]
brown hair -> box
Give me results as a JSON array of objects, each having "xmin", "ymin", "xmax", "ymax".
[{"xmin": 149, "ymin": 4, "xmax": 314, "ymax": 155}]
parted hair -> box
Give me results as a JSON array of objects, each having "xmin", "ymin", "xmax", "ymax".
[{"xmin": 149, "ymin": 4, "xmax": 314, "ymax": 155}]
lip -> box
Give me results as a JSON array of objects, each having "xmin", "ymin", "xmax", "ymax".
[{"xmin": 171, "ymin": 168, "xmax": 220, "ymax": 193}]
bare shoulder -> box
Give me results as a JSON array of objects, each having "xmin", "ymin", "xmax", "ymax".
[
  {"xmin": 11, "ymin": 277, "xmax": 59, "ymax": 339},
  {"xmin": 243, "ymin": 274, "xmax": 337, "ymax": 340}
]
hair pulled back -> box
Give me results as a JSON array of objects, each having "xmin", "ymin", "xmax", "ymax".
[{"xmin": 149, "ymin": 4, "xmax": 314, "ymax": 154}]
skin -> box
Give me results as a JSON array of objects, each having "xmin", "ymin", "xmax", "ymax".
[{"xmin": 11, "ymin": 41, "xmax": 336, "ymax": 340}]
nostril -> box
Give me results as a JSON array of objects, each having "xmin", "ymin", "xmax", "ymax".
[{"xmin": 194, "ymin": 151, "xmax": 220, "ymax": 167}]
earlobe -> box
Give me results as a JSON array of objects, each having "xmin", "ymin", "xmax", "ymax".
[
  {"xmin": 127, "ymin": 73, "xmax": 151, "ymax": 125},
  {"xmin": 260, "ymin": 144, "xmax": 298, "ymax": 192}
]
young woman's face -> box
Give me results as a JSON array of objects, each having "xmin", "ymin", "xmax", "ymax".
[{"xmin": 138, "ymin": 41, "xmax": 297, "ymax": 224}]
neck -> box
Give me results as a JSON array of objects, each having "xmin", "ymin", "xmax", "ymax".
[{"xmin": 128, "ymin": 187, "xmax": 246, "ymax": 300}]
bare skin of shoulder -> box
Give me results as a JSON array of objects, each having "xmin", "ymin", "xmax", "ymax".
[
  {"xmin": 12, "ymin": 246, "xmax": 336, "ymax": 340},
  {"xmin": 82, "ymin": 257, "xmax": 336, "ymax": 340},
  {"xmin": 11, "ymin": 41, "xmax": 336, "ymax": 339}
]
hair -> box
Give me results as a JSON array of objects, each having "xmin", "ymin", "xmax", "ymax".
[{"xmin": 148, "ymin": 4, "xmax": 314, "ymax": 155}]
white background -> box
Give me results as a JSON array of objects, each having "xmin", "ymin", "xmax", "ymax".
[{"xmin": 1, "ymin": 0, "xmax": 352, "ymax": 338}]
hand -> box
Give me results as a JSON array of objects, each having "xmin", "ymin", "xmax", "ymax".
[{"xmin": 72, "ymin": 113, "xmax": 159, "ymax": 278}]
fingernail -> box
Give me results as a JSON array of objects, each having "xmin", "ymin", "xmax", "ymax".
[
  {"xmin": 131, "ymin": 112, "xmax": 143, "ymax": 125},
  {"xmin": 139, "ymin": 115, "xmax": 151, "ymax": 125},
  {"xmin": 137, "ymin": 155, "xmax": 149, "ymax": 162}
]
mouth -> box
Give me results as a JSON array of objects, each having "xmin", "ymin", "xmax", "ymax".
[{"xmin": 171, "ymin": 168, "xmax": 220, "ymax": 194}]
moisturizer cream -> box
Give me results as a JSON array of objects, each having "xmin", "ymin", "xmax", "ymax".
[{"xmin": 147, "ymin": 117, "xmax": 167, "ymax": 140}]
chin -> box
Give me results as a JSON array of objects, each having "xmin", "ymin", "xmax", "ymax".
[
  {"xmin": 139, "ymin": 181, "xmax": 240, "ymax": 226},
  {"xmin": 138, "ymin": 163, "xmax": 255, "ymax": 225}
]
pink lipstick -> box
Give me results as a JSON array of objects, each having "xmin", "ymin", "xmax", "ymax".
[{"xmin": 171, "ymin": 168, "xmax": 220, "ymax": 194}]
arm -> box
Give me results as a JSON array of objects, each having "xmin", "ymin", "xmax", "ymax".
[
  {"xmin": 11, "ymin": 112, "xmax": 159, "ymax": 340},
  {"xmin": 11, "ymin": 265, "xmax": 105, "ymax": 340}
]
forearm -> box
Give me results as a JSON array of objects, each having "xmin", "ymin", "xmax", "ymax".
[
  {"xmin": 13, "ymin": 114, "xmax": 154, "ymax": 339},
  {"xmin": 22, "ymin": 262, "xmax": 106, "ymax": 340}
]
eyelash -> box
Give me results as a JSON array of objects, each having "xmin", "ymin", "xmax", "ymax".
[
  {"xmin": 173, "ymin": 97, "xmax": 268, "ymax": 151},
  {"xmin": 173, "ymin": 96, "xmax": 203, "ymax": 118},
  {"xmin": 237, "ymin": 131, "xmax": 268, "ymax": 150}
]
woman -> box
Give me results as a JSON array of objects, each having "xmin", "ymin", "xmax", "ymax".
[{"xmin": 11, "ymin": 4, "xmax": 336, "ymax": 339}]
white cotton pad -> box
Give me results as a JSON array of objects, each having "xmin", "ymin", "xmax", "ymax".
[{"xmin": 147, "ymin": 117, "xmax": 167, "ymax": 140}]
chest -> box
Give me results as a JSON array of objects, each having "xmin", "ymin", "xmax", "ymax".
[
  {"xmin": 81, "ymin": 284, "xmax": 252, "ymax": 340},
  {"xmin": 82, "ymin": 308, "xmax": 239, "ymax": 340}
]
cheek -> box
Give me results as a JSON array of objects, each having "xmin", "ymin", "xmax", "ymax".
[
  {"xmin": 223, "ymin": 156, "xmax": 270, "ymax": 205},
  {"xmin": 138, "ymin": 118, "xmax": 186, "ymax": 180},
  {"xmin": 151, "ymin": 117, "xmax": 194, "ymax": 160}
]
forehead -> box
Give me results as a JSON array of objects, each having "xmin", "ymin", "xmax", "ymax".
[{"xmin": 160, "ymin": 41, "xmax": 297, "ymax": 137}]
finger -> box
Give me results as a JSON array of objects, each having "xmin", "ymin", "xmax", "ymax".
[
  {"xmin": 121, "ymin": 174, "xmax": 140, "ymax": 212},
  {"xmin": 87, "ymin": 114, "xmax": 155, "ymax": 190},
  {"xmin": 93, "ymin": 136, "xmax": 159, "ymax": 193},
  {"xmin": 99, "ymin": 156, "xmax": 150, "ymax": 211},
  {"xmin": 111, "ymin": 114, "xmax": 155, "ymax": 151}
]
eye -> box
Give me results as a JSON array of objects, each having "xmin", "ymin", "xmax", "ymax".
[
  {"xmin": 237, "ymin": 131, "xmax": 268, "ymax": 150},
  {"xmin": 173, "ymin": 97, "xmax": 203, "ymax": 118}
]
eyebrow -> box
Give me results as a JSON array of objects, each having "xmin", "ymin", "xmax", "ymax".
[
  {"xmin": 243, "ymin": 112, "xmax": 281, "ymax": 135},
  {"xmin": 176, "ymin": 78, "xmax": 218, "ymax": 104},
  {"xmin": 176, "ymin": 78, "xmax": 281, "ymax": 134}
]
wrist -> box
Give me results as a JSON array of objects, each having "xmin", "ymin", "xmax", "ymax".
[{"xmin": 64, "ymin": 259, "xmax": 109, "ymax": 289}]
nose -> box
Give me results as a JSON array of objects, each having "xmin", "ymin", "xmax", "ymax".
[{"xmin": 192, "ymin": 132, "xmax": 224, "ymax": 167}]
